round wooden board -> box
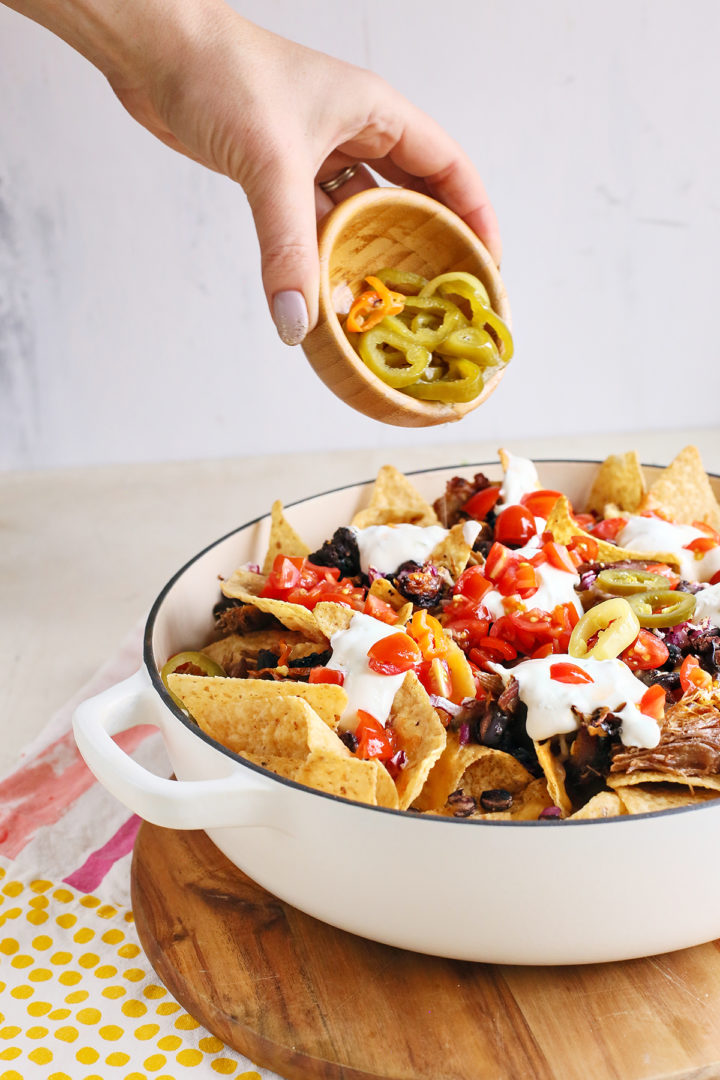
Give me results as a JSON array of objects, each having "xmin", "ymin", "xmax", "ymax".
[{"xmin": 131, "ymin": 821, "xmax": 720, "ymax": 1080}]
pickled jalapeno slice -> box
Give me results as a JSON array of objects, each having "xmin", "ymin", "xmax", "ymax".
[
  {"xmin": 626, "ymin": 589, "xmax": 697, "ymax": 628},
  {"xmin": 595, "ymin": 568, "xmax": 670, "ymax": 595}
]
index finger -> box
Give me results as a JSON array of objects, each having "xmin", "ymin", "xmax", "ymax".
[{"xmin": 341, "ymin": 99, "xmax": 502, "ymax": 266}]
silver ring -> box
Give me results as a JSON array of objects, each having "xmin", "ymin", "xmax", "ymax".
[{"xmin": 318, "ymin": 164, "xmax": 359, "ymax": 194}]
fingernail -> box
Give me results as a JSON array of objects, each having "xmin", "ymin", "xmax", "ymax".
[{"xmin": 273, "ymin": 290, "xmax": 308, "ymax": 346}]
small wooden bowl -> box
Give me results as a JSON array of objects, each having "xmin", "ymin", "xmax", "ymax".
[{"xmin": 302, "ymin": 187, "xmax": 511, "ymax": 427}]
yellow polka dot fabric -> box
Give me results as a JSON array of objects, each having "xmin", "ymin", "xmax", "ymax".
[{"xmin": 0, "ymin": 861, "xmax": 272, "ymax": 1079}]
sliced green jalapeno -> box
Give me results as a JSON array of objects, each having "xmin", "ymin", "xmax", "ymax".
[
  {"xmin": 403, "ymin": 358, "xmax": 483, "ymax": 403},
  {"xmin": 373, "ymin": 268, "xmax": 429, "ymax": 294},
  {"xmin": 420, "ymin": 271, "xmax": 492, "ymax": 308},
  {"xmin": 161, "ymin": 651, "xmax": 226, "ymax": 709},
  {"xmin": 435, "ymin": 326, "xmax": 501, "ymax": 368},
  {"xmin": 627, "ymin": 589, "xmax": 696, "ymax": 628},
  {"xmin": 596, "ymin": 568, "xmax": 670, "ymax": 596},
  {"xmin": 358, "ymin": 326, "xmax": 432, "ymax": 388}
]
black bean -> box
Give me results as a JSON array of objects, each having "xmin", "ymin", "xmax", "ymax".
[{"xmin": 479, "ymin": 788, "xmax": 513, "ymax": 812}]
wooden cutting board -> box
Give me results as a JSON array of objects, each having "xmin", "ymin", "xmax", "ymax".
[{"xmin": 131, "ymin": 822, "xmax": 720, "ymax": 1080}]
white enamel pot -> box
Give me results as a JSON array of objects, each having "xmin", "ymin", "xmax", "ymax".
[{"xmin": 74, "ymin": 460, "xmax": 720, "ymax": 965}]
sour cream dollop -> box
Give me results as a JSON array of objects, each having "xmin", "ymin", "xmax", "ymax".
[
  {"xmin": 480, "ymin": 528, "xmax": 583, "ymax": 620},
  {"xmin": 499, "ymin": 452, "xmax": 540, "ymax": 508},
  {"xmin": 694, "ymin": 583, "xmax": 720, "ymax": 628},
  {"xmin": 495, "ymin": 654, "xmax": 661, "ymax": 748},
  {"xmin": 352, "ymin": 524, "xmax": 448, "ymax": 576},
  {"xmin": 326, "ymin": 612, "xmax": 406, "ymax": 732},
  {"xmin": 617, "ymin": 516, "xmax": 720, "ymax": 583}
]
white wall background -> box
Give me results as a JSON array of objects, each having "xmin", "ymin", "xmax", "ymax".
[{"xmin": 1, "ymin": 0, "xmax": 718, "ymax": 470}]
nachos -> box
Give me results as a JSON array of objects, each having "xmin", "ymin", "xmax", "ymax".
[{"xmin": 163, "ymin": 446, "xmax": 720, "ymax": 821}]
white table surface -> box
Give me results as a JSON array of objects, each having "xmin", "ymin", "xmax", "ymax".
[{"xmin": 2, "ymin": 426, "xmax": 718, "ymax": 776}]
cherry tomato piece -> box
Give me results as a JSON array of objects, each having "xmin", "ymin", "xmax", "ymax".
[
  {"xmin": 521, "ymin": 489, "xmax": 564, "ymax": 519},
  {"xmin": 494, "ymin": 505, "xmax": 537, "ymax": 548},
  {"xmin": 639, "ymin": 683, "xmax": 666, "ymax": 721},
  {"xmin": 462, "ymin": 485, "xmax": 502, "ymax": 521},
  {"xmin": 308, "ymin": 668, "xmax": 345, "ymax": 685},
  {"xmin": 367, "ymin": 633, "xmax": 422, "ymax": 676},
  {"xmin": 679, "ymin": 654, "xmax": 713, "ymax": 694},
  {"xmin": 550, "ymin": 662, "xmax": 594, "ymax": 685},
  {"xmin": 354, "ymin": 710, "xmax": 397, "ymax": 761},
  {"xmin": 620, "ymin": 630, "xmax": 670, "ymax": 671},
  {"xmin": 591, "ymin": 517, "xmax": 628, "ymax": 541}
]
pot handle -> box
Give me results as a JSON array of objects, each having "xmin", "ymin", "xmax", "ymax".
[{"xmin": 73, "ymin": 668, "xmax": 277, "ymax": 830}]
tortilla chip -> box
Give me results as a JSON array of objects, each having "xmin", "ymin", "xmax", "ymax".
[
  {"xmin": 533, "ymin": 739, "xmax": 573, "ymax": 817},
  {"xmin": 585, "ymin": 452, "xmax": 646, "ymax": 515},
  {"xmin": 639, "ymin": 445, "xmax": 720, "ymax": 530},
  {"xmin": 240, "ymin": 749, "xmax": 399, "ymax": 809},
  {"xmin": 480, "ymin": 777, "xmax": 553, "ymax": 820},
  {"xmin": 568, "ymin": 791, "xmax": 625, "ymax": 819},
  {"xmin": 351, "ymin": 465, "xmax": 439, "ymax": 528},
  {"xmin": 261, "ymin": 500, "xmax": 310, "ymax": 575},
  {"xmin": 412, "ymin": 731, "xmax": 489, "ymax": 812},
  {"xmin": 545, "ymin": 496, "xmax": 681, "ymax": 568},
  {"xmin": 387, "ymin": 671, "xmax": 447, "ymax": 810},
  {"xmin": 218, "ymin": 585, "xmax": 328, "ymax": 643},
  {"xmin": 608, "ymin": 770, "xmax": 720, "ymax": 794},
  {"xmin": 168, "ymin": 673, "xmax": 347, "ymax": 729},
  {"xmin": 311, "ymin": 601, "xmax": 354, "ymax": 639},
  {"xmin": 202, "ymin": 630, "xmax": 310, "ymax": 669},
  {"xmin": 430, "ymin": 522, "xmax": 474, "ymax": 579},
  {"xmin": 412, "ymin": 730, "xmax": 531, "ymax": 812},
  {"xmin": 221, "ymin": 568, "xmax": 266, "ymax": 597},
  {"xmin": 613, "ymin": 783, "xmax": 720, "ymax": 815},
  {"xmin": 368, "ymin": 577, "xmax": 407, "ymax": 610}
]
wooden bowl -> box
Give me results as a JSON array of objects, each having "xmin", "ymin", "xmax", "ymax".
[{"xmin": 301, "ymin": 187, "xmax": 511, "ymax": 427}]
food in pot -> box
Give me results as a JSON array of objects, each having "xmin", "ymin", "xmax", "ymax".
[
  {"xmin": 343, "ymin": 269, "xmax": 513, "ymax": 403},
  {"xmin": 163, "ymin": 445, "xmax": 720, "ymax": 821}
]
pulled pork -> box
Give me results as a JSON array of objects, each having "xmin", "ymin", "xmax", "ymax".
[
  {"xmin": 433, "ymin": 472, "xmax": 493, "ymax": 528},
  {"xmin": 611, "ymin": 691, "xmax": 720, "ymax": 778}
]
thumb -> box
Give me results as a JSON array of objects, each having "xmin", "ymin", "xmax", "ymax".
[{"xmin": 245, "ymin": 157, "xmax": 320, "ymax": 346}]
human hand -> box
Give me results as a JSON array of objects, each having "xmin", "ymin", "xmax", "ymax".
[{"xmin": 12, "ymin": 0, "xmax": 501, "ymax": 344}]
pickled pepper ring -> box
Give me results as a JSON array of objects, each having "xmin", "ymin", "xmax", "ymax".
[{"xmin": 318, "ymin": 164, "xmax": 360, "ymax": 194}]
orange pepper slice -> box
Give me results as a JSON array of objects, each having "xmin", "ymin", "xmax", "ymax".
[{"xmin": 346, "ymin": 276, "xmax": 405, "ymax": 332}]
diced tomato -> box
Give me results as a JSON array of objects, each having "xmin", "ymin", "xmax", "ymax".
[
  {"xmin": 679, "ymin": 655, "xmax": 713, "ymax": 695},
  {"xmin": 643, "ymin": 562, "xmax": 681, "ymax": 589},
  {"xmin": 542, "ymin": 540, "xmax": 577, "ymax": 574},
  {"xmin": 494, "ymin": 505, "xmax": 537, "ymax": 548},
  {"xmin": 288, "ymin": 580, "xmax": 365, "ymax": 611},
  {"xmin": 354, "ymin": 710, "xmax": 397, "ymax": 761},
  {"xmin": 308, "ymin": 668, "xmax": 345, "ymax": 685},
  {"xmin": 591, "ymin": 517, "xmax": 627, "ymax": 542},
  {"xmin": 521, "ymin": 489, "xmax": 564, "ymax": 519},
  {"xmin": 532, "ymin": 643, "xmax": 554, "ymax": 659},
  {"xmin": 363, "ymin": 593, "xmax": 398, "ymax": 625},
  {"xmin": 366, "ymin": 632, "xmax": 421, "ymax": 676},
  {"xmin": 567, "ymin": 534, "xmax": 599, "ymax": 565},
  {"xmin": 484, "ymin": 542, "xmax": 516, "ymax": 583},
  {"xmin": 265, "ymin": 554, "xmax": 303, "ymax": 592},
  {"xmin": 639, "ymin": 683, "xmax": 666, "ymax": 722},
  {"xmin": 440, "ymin": 596, "xmax": 491, "ymax": 651},
  {"xmin": 416, "ymin": 657, "xmax": 452, "ymax": 698},
  {"xmin": 684, "ymin": 537, "xmax": 718, "ymax": 555},
  {"xmin": 550, "ymin": 662, "xmax": 594, "ymax": 685},
  {"xmin": 620, "ymin": 630, "xmax": 669, "ymax": 671},
  {"xmin": 462, "ymin": 485, "xmax": 502, "ymax": 521},
  {"xmin": 497, "ymin": 560, "xmax": 538, "ymax": 599},
  {"xmin": 573, "ymin": 513, "xmax": 596, "ymax": 531},
  {"xmin": 472, "ymin": 635, "xmax": 517, "ymax": 661},
  {"xmin": 692, "ymin": 521, "xmax": 720, "ymax": 544},
  {"xmin": 711, "ymin": 570, "xmax": 720, "ymax": 586},
  {"xmin": 453, "ymin": 564, "xmax": 493, "ymax": 604},
  {"xmin": 262, "ymin": 554, "xmax": 366, "ymax": 611}
]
